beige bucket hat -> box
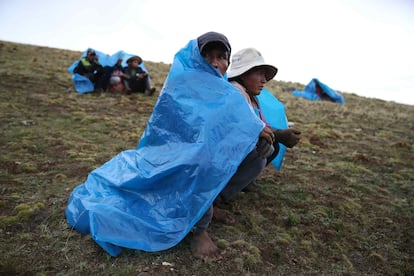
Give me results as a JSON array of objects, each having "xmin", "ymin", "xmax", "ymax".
[{"xmin": 227, "ymin": 48, "xmax": 277, "ymax": 81}]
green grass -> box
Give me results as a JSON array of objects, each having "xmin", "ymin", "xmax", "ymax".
[{"xmin": 1, "ymin": 40, "xmax": 413, "ymax": 275}]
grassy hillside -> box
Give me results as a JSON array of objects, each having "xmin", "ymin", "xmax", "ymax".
[{"xmin": 0, "ymin": 40, "xmax": 413, "ymax": 275}]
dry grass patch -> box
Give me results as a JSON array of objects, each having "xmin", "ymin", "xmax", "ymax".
[{"xmin": 0, "ymin": 40, "xmax": 413, "ymax": 275}]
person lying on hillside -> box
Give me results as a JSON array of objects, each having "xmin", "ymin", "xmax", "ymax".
[
  {"xmin": 73, "ymin": 48, "xmax": 105, "ymax": 92},
  {"xmin": 122, "ymin": 55, "xmax": 156, "ymax": 96}
]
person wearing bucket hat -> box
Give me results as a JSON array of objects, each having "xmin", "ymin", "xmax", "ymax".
[
  {"xmin": 123, "ymin": 55, "xmax": 156, "ymax": 95},
  {"xmin": 192, "ymin": 37, "xmax": 285, "ymax": 260},
  {"xmin": 227, "ymin": 47, "xmax": 277, "ymax": 81},
  {"xmin": 227, "ymin": 48, "xmax": 301, "ymax": 188}
]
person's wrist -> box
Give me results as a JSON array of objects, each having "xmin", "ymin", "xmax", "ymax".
[{"xmin": 274, "ymin": 129, "xmax": 287, "ymax": 144}]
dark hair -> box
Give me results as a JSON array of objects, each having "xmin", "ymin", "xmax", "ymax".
[{"xmin": 228, "ymin": 76, "xmax": 243, "ymax": 85}]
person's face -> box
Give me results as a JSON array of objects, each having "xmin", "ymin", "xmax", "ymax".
[
  {"xmin": 204, "ymin": 49, "xmax": 229, "ymax": 76},
  {"xmin": 130, "ymin": 60, "xmax": 139, "ymax": 68},
  {"xmin": 240, "ymin": 67, "xmax": 267, "ymax": 95},
  {"xmin": 87, "ymin": 52, "xmax": 96, "ymax": 62}
]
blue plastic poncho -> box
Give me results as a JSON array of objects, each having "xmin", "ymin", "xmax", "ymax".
[
  {"xmin": 257, "ymin": 88, "xmax": 288, "ymax": 170},
  {"xmin": 65, "ymin": 39, "xmax": 265, "ymax": 256},
  {"xmin": 293, "ymin": 78, "xmax": 345, "ymax": 104},
  {"xmin": 68, "ymin": 50, "xmax": 149, "ymax": 94}
]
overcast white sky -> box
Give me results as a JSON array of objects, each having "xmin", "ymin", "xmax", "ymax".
[{"xmin": 1, "ymin": 0, "xmax": 413, "ymax": 105}]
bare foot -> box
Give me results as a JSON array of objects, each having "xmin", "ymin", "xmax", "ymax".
[
  {"xmin": 213, "ymin": 206, "xmax": 236, "ymax": 225},
  {"xmin": 191, "ymin": 231, "xmax": 221, "ymax": 261}
]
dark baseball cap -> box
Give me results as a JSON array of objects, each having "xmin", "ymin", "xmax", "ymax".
[{"xmin": 197, "ymin": 31, "xmax": 231, "ymax": 56}]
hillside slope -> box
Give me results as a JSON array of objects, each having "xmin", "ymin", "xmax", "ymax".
[{"xmin": 0, "ymin": 41, "xmax": 413, "ymax": 275}]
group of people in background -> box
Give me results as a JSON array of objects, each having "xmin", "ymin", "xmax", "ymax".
[{"xmin": 74, "ymin": 48, "xmax": 156, "ymax": 95}]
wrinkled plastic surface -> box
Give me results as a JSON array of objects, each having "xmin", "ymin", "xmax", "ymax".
[
  {"xmin": 293, "ymin": 78, "xmax": 345, "ymax": 104},
  {"xmin": 65, "ymin": 39, "xmax": 265, "ymax": 256},
  {"xmin": 67, "ymin": 50, "xmax": 149, "ymax": 93},
  {"xmin": 71, "ymin": 73, "xmax": 94, "ymax": 94},
  {"xmin": 257, "ymin": 88, "xmax": 288, "ymax": 170}
]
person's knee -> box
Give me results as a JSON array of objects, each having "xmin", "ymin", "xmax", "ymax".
[{"xmin": 242, "ymin": 149, "xmax": 267, "ymax": 171}]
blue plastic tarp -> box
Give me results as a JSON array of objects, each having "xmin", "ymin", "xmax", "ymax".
[
  {"xmin": 293, "ymin": 78, "xmax": 345, "ymax": 104},
  {"xmin": 257, "ymin": 88, "xmax": 288, "ymax": 170},
  {"xmin": 71, "ymin": 73, "xmax": 94, "ymax": 94},
  {"xmin": 65, "ymin": 39, "xmax": 266, "ymax": 256},
  {"xmin": 68, "ymin": 50, "xmax": 148, "ymax": 93}
]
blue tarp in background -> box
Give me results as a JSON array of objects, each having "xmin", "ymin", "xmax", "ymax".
[
  {"xmin": 293, "ymin": 78, "xmax": 345, "ymax": 104},
  {"xmin": 67, "ymin": 50, "xmax": 148, "ymax": 94},
  {"xmin": 65, "ymin": 39, "xmax": 267, "ymax": 257}
]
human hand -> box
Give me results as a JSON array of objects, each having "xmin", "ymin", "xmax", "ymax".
[
  {"xmin": 259, "ymin": 126, "xmax": 275, "ymax": 144},
  {"xmin": 274, "ymin": 129, "xmax": 301, "ymax": 148}
]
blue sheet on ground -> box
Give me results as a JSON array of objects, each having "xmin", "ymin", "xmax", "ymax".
[{"xmin": 293, "ymin": 78, "xmax": 345, "ymax": 104}]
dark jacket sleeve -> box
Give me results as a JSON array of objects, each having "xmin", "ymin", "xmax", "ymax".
[
  {"xmin": 74, "ymin": 60, "xmax": 86, "ymax": 75},
  {"xmin": 136, "ymin": 67, "xmax": 146, "ymax": 74},
  {"xmin": 74, "ymin": 59, "xmax": 103, "ymax": 76},
  {"xmin": 123, "ymin": 67, "xmax": 144, "ymax": 81}
]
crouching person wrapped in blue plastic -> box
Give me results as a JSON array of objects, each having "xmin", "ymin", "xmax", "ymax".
[{"xmin": 66, "ymin": 32, "xmax": 282, "ymax": 260}]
